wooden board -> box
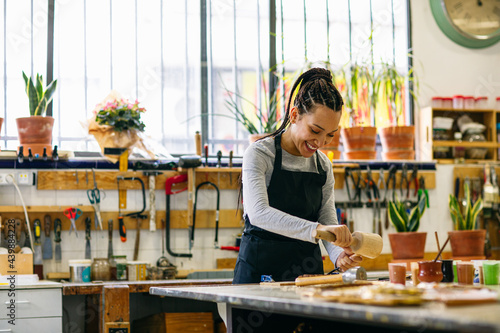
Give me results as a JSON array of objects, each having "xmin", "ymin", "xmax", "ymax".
[
  {"xmin": 102, "ymin": 285, "xmax": 130, "ymax": 332},
  {"xmin": 0, "ymin": 206, "xmax": 243, "ymax": 230},
  {"xmin": 37, "ymin": 169, "xmax": 241, "ymax": 191}
]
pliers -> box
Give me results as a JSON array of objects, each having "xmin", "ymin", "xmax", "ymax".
[
  {"xmin": 407, "ymin": 164, "xmax": 419, "ymax": 199},
  {"xmin": 417, "ymin": 176, "xmax": 429, "ymax": 207},
  {"xmin": 400, "ymin": 163, "xmax": 408, "ymax": 200},
  {"xmin": 384, "ymin": 164, "xmax": 397, "ymax": 203}
]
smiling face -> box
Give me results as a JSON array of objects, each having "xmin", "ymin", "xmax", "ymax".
[{"xmin": 283, "ymin": 105, "xmax": 342, "ymax": 157}]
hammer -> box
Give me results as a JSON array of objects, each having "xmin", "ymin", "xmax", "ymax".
[
  {"xmin": 312, "ymin": 229, "xmax": 383, "ymax": 259},
  {"xmin": 295, "ymin": 266, "xmax": 367, "ymax": 286}
]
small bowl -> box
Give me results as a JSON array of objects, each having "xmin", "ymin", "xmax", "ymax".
[{"xmin": 418, "ymin": 261, "xmax": 443, "ymax": 283}]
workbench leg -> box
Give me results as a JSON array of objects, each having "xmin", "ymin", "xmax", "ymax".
[{"xmin": 101, "ymin": 285, "xmax": 130, "ymax": 332}]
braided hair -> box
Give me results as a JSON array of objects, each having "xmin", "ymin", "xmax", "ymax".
[{"xmin": 269, "ymin": 67, "xmax": 343, "ymax": 137}]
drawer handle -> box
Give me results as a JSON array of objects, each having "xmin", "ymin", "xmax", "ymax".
[
  {"xmin": 4, "ymin": 300, "xmax": 30, "ymax": 304},
  {"xmin": 0, "ymin": 329, "xmax": 12, "ymax": 332}
]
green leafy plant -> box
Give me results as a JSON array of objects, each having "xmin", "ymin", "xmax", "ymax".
[
  {"xmin": 22, "ymin": 71, "xmax": 57, "ymax": 116},
  {"xmin": 222, "ymin": 71, "xmax": 283, "ymax": 135},
  {"xmin": 388, "ymin": 194, "xmax": 428, "ymax": 232},
  {"xmin": 95, "ymin": 98, "xmax": 146, "ymax": 132},
  {"xmin": 374, "ymin": 59, "xmax": 419, "ymax": 127},
  {"xmin": 449, "ymin": 183, "xmax": 483, "ymax": 230}
]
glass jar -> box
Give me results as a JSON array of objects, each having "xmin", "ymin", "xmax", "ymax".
[
  {"xmin": 464, "ymin": 131, "xmax": 488, "ymax": 159},
  {"xmin": 442, "ymin": 97, "xmax": 453, "ymax": 109},
  {"xmin": 463, "ymin": 96, "xmax": 475, "ymax": 109},
  {"xmin": 475, "ymin": 96, "xmax": 488, "ymax": 109},
  {"xmin": 496, "ymin": 97, "xmax": 500, "ymax": 110},
  {"xmin": 113, "ymin": 255, "xmax": 128, "ymax": 281},
  {"xmin": 91, "ymin": 258, "xmax": 111, "ymax": 281},
  {"xmin": 453, "ymin": 95, "xmax": 464, "ymax": 109},
  {"xmin": 431, "ymin": 97, "xmax": 442, "ymax": 108},
  {"xmin": 452, "ymin": 132, "xmax": 465, "ymax": 163}
]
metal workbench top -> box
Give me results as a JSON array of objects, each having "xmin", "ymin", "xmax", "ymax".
[{"xmin": 150, "ymin": 283, "xmax": 500, "ymax": 333}]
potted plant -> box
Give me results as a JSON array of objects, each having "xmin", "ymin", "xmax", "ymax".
[
  {"xmin": 375, "ymin": 60, "xmax": 419, "ymax": 161},
  {"xmin": 387, "ymin": 194, "xmax": 428, "ymax": 260},
  {"xmin": 337, "ymin": 62, "xmax": 378, "ymax": 160},
  {"xmin": 88, "ymin": 95, "xmax": 149, "ymax": 160},
  {"xmin": 18, "ymin": 71, "xmax": 57, "ymax": 156},
  {"xmin": 448, "ymin": 182, "xmax": 485, "ymax": 258}
]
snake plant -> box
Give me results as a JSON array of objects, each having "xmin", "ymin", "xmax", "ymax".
[
  {"xmin": 22, "ymin": 71, "xmax": 57, "ymax": 116},
  {"xmin": 449, "ymin": 182, "xmax": 483, "ymax": 230},
  {"xmin": 388, "ymin": 194, "xmax": 428, "ymax": 232}
]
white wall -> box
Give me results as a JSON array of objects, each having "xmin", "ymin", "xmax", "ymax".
[{"xmin": 411, "ymin": 1, "xmax": 500, "ymax": 108}]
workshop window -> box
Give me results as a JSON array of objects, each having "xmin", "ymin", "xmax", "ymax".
[{"xmin": 1, "ymin": 0, "xmax": 410, "ymax": 157}]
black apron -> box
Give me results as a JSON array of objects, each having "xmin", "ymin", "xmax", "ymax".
[{"xmin": 233, "ymin": 133, "xmax": 327, "ymax": 284}]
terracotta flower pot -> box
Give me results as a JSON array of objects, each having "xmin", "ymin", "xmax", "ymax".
[
  {"xmin": 379, "ymin": 126, "xmax": 415, "ymax": 161},
  {"xmin": 448, "ymin": 229, "xmax": 486, "ymax": 258},
  {"xmin": 16, "ymin": 116, "xmax": 54, "ymax": 156},
  {"xmin": 388, "ymin": 232, "xmax": 427, "ymax": 260},
  {"xmin": 340, "ymin": 126, "xmax": 377, "ymax": 160}
]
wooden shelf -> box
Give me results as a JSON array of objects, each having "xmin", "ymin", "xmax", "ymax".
[
  {"xmin": 433, "ymin": 141, "xmax": 498, "ymax": 148},
  {"xmin": 431, "ymin": 108, "xmax": 495, "ymax": 113},
  {"xmin": 417, "ymin": 107, "xmax": 498, "ymax": 162}
]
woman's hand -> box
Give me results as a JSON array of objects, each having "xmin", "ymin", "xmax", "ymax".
[
  {"xmin": 316, "ymin": 224, "xmax": 352, "ymax": 248},
  {"xmin": 335, "ymin": 248, "xmax": 363, "ymax": 272}
]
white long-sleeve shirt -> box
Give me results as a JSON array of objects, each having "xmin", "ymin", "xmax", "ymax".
[{"xmin": 242, "ymin": 135, "xmax": 343, "ymax": 266}]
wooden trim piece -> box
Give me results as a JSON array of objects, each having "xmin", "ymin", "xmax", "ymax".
[
  {"xmin": 102, "ymin": 285, "xmax": 130, "ymax": 332},
  {"xmin": 0, "ymin": 206, "xmax": 243, "ymax": 230}
]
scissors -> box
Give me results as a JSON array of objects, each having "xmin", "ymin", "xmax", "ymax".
[
  {"xmin": 87, "ymin": 170, "xmax": 103, "ymax": 230},
  {"xmin": 64, "ymin": 207, "xmax": 82, "ymax": 237}
]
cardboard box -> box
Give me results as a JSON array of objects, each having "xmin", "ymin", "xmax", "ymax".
[{"xmin": 0, "ymin": 253, "xmax": 33, "ymax": 275}]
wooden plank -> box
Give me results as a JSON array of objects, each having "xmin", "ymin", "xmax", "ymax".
[
  {"xmin": 217, "ymin": 258, "xmax": 237, "ymax": 269},
  {"xmin": 0, "ymin": 207, "xmax": 242, "ymax": 230},
  {"xmin": 102, "ymin": 285, "xmax": 130, "ymax": 331}
]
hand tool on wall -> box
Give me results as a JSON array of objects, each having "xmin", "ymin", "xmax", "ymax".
[
  {"xmin": 190, "ymin": 182, "xmax": 220, "ymax": 249},
  {"xmin": 312, "ymin": 229, "xmax": 383, "ymax": 259},
  {"xmin": 54, "ymin": 218, "xmax": 62, "ymax": 262},
  {"xmin": 192, "ymin": 181, "xmax": 221, "ymax": 249},
  {"xmin": 63, "ymin": 207, "xmax": 82, "ymax": 237},
  {"xmin": 483, "ymin": 166, "xmax": 494, "ymax": 218},
  {"xmin": 228, "ymin": 150, "xmax": 234, "ymax": 184},
  {"xmin": 107, "ymin": 219, "xmax": 114, "ymax": 259},
  {"xmin": 407, "ymin": 164, "xmax": 418, "ymax": 199},
  {"xmin": 133, "ymin": 214, "xmax": 147, "ymax": 261},
  {"xmin": 400, "ymin": 163, "xmax": 408, "ymax": 200},
  {"xmin": 42, "ymin": 214, "xmax": 53, "ymax": 260},
  {"xmin": 116, "ymin": 177, "xmax": 127, "ymax": 242},
  {"xmin": 377, "ymin": 169, "xmax": 384, "ymax": 237},
  {"xmin": 417, "ymin": 176, "xmax": 429, "ymax": 208},
  {"xmin": 23, "ymin": 220, "xmax": 31, "ymax": 249},
  {"xmin": 295, "ymin": 266, "xmax": 367, "ymax": 286},
  {"xmin": 33, "ymin": 219, "xmax": 42, "ymax": 265},
  {"xmin": 157, "ymin": 219, "xmax": 170, "ymax": 266},
  {"xmin": 165, "ymin": 174, "xmax": 191, "ymax": 257},
  {"xmin": 118, "ymin": 176, "xmax": 147, "ymax": 247},
  {"xmin": 195, "ymin": 131, "xmax": 202, "ymax": 156},
  {"xmin": 178, "ymin": 155, "xmax": 202, "ymax": 252},
  {"xmin": 87, "ymin": 169, "xmax": 103, "ymax": 230},
  {"xmin": 344, "ymin": 168, "xmax": 355, "ymax": 232},
  {"xmin": 384, "ymin": 165, "xmax": 397, "ymax": 230},
  {"xmin": 364, "ymin": 167, "xmax": 376, "ymax": 234},
  {"xmin": 85, "ymin": 217, "xmax": 91, "ymax": 259},
  {"xmin": 490, "ymin": 165, "xmax": 499, "ymax": 212},
  {"xmin": 204, "ymin": 144, "xmax": 209, "ymax": 167},
  {"xmin": 143, "ymin": 171, "xmax": 162, "ymax": 232}
]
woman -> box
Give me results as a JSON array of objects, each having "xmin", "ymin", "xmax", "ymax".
[{"xmin": 233, "ymin": 67, "xmax": 362, "ymax": 284}]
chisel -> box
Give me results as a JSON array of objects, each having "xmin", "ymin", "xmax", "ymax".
[
  {"xmin": 85, "ymin": 217, "xmax": 91, "ymax": 259},
  {"xmin": 54, "ymin": 218, "xmax": 62, "ymax": 262},
  {"xmin": 42, "ymin": 214, "xmax": 53, "ymax": 259},
  {"xmin": 108, "ymin": 219, "xmax": 114, "ymax": 259},
  {"xmin": 33, "ymin": 219, "xmax": 43, "ymax": 265}
]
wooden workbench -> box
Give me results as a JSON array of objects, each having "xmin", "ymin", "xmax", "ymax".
[
  {"xmin": 150, "ymin": 284, "xmax": 500, "ymax": 333},
  {"xmin": 63, "ymin": 279, "xmax": 232, "ymax": 332}
]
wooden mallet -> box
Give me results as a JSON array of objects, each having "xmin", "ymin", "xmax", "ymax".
[{"xmin": 312, "ymin": 229, "xmax": 383, "ymax": 259}]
